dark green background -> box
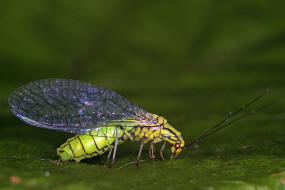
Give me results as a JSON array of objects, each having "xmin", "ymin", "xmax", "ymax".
[{"xmin": 1, "ymin": 1, "xmax": 285, "ymax": 189}]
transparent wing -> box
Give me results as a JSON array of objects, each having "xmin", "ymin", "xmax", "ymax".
[{"xmin": 8, "ymin": 78, "xmax": 157, "ymax": 134}]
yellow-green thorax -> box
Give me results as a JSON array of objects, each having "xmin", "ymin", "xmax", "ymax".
[{"xmin": 133, "ymin": 114, "xmax": 185, "ymax": 158}]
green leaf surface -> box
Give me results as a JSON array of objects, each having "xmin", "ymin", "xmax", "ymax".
[{"xmin": 0, "ymin": 1, "xmax": 285, "ymax": 189}]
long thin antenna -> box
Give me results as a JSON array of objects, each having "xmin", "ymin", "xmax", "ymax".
[{"xmin": 185, "ymin": 89, "xmax": 269, "ymax": 148}]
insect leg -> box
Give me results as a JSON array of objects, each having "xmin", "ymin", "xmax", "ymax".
[
  {"xmin": 136, "ymin": 139, "xmax": 146, "ymax": 166},
  {"xmin": 55, "ymin": 159, "xmax": 62, "ymax": 165},
  {"xmin": 160, "ymin": 142, "xmax": 166, "ymax": 160},
  {"xmin": 148, "ymin": 141, "xmax": 155, "ymax": 159},
  {"xmin": 111, "ymin": 128, "xmax": 119, "ymax": 167},
  {"xmin": 104, "ymin": 148, "xmax": 113, "ymax": 166}
]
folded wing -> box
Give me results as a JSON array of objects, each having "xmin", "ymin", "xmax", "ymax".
[{"xmin": 8, "ymin": 78, "xmax": 154, "ymax": 134}]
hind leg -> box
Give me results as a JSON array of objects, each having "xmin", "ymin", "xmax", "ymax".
[
  {"xmin": 110, "ymin": 128, "xmax": 119, "ymax": 167},
  {"xmin": 104, "ymin": 148, "xmax": 113, "ymax": 166}
]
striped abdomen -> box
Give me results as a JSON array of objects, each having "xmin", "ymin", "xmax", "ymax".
[{"xmin": 57, "ymin": 126, "xmax": 126, "ymax": 162}]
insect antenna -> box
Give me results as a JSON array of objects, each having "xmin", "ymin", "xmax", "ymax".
[{"xmin": 184, "ymin": 89, "xmax": 270, "ymax": 149}]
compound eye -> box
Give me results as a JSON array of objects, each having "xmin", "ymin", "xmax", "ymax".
[{"xmin": 175, "ymin": 143, "xmax": 180, "ymax": 149}]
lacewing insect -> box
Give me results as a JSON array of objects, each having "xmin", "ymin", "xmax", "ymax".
[{"xmin": 8, "ymin": 78, "xmax": 267, "ymax": 166}]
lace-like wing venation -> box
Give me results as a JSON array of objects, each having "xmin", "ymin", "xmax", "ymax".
[{"xmin": 8, "ymin": 78, "xmax": 154, "ymax": 134}]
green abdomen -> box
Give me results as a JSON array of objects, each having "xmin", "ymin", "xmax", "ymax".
[{"xmin": 57, "ymin": 126, "xmax": 126, "ymax": 162}]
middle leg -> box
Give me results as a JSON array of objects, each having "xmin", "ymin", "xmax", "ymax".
[
  {"xmin": 148, "ymin": 141, "xmax": 155, "ymax": 159},
  {"xmin": 136, "ymin": 139, "xmax": 146, "ymax": 166},
  {"xmin": 160, "ymin": 142, "xmax": 166, "ymax": 160}
]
